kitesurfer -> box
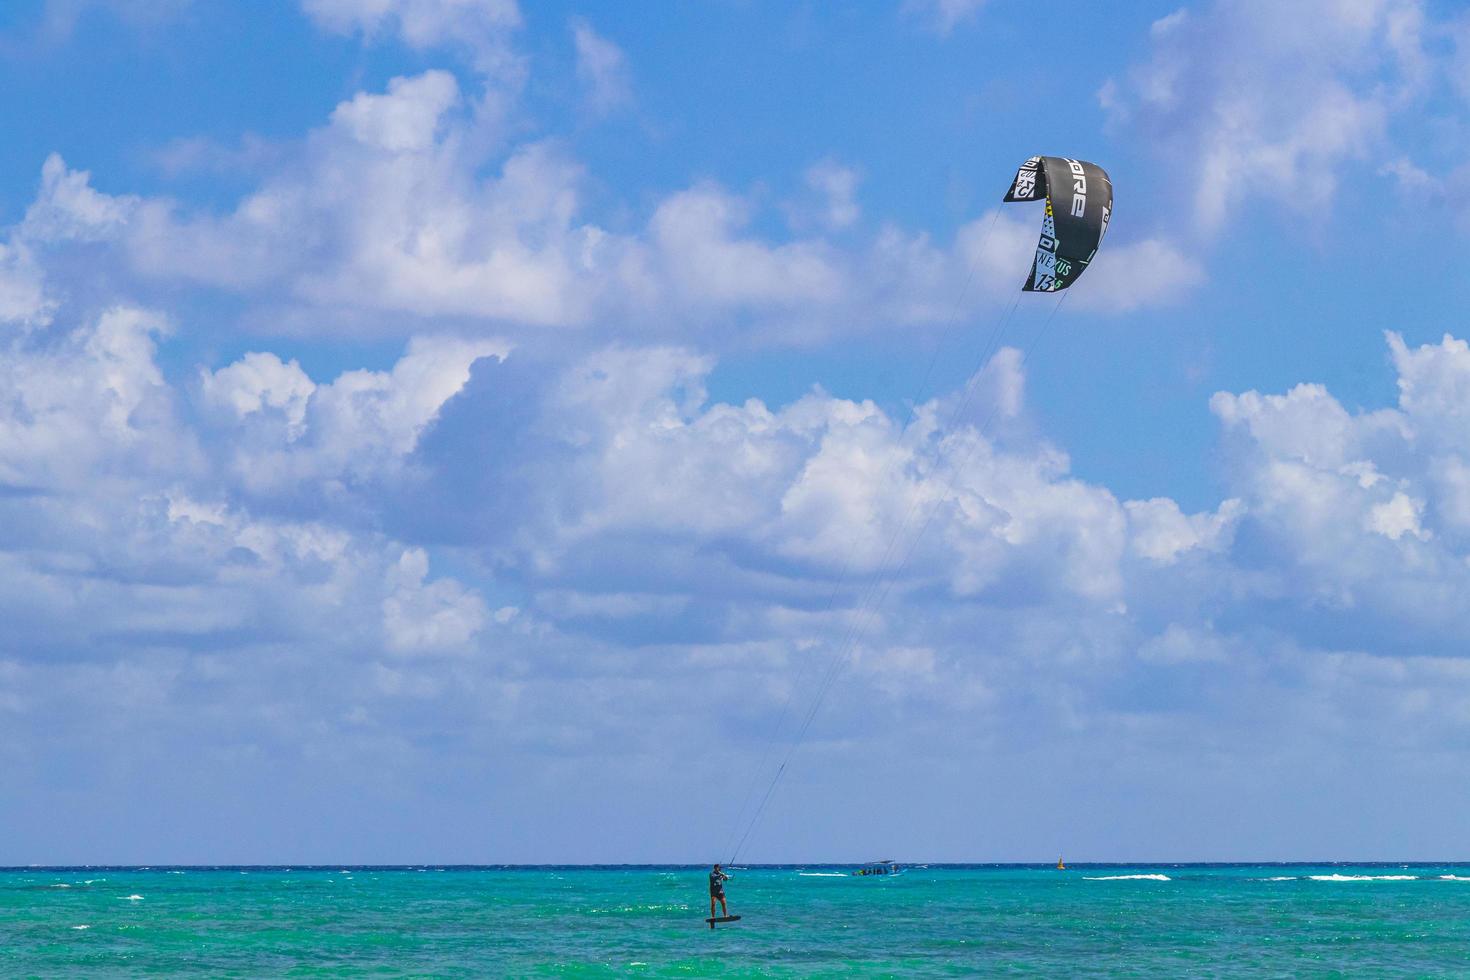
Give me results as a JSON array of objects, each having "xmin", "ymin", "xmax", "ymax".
[{"xmin": 709, "ymin": 864, "xmax": 731, "ymax": 918}]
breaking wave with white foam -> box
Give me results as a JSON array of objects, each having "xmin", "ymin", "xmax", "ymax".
[
  {"xmin": 1084, "ymin": 874, "xmax": 1171, "ymax": 881},
  {"xmin": 1308, "ymin": 874, "xmax": 1417, "ymax": 882}
]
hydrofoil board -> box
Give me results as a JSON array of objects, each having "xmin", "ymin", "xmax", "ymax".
[{"xmin": 706, "ymin": 915, "xmax": 741, "ymax": 929}]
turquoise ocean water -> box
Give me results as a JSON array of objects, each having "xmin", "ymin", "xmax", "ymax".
[{"xmin": 5, "ymin": 864, "xmax": 1470, "ymax": 976}]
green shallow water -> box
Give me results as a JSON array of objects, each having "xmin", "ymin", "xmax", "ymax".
[{"xmin": 4, "ymin": 865, "xmax": 1470, "ymax": 976}]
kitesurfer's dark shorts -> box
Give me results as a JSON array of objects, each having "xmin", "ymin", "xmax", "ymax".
[{"xmin": 710, "ymin": 887, "xmax": 724, "ymax": 897}]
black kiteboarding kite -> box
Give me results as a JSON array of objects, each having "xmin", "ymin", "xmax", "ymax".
[{"xmin": 1002, "ymin": 156, "xmax": 1112, "ymax": 292}]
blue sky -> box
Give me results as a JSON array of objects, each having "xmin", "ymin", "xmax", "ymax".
[{"xmin": 5, "ymin": 0, "xmax": 1470, "ymax": 864}]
